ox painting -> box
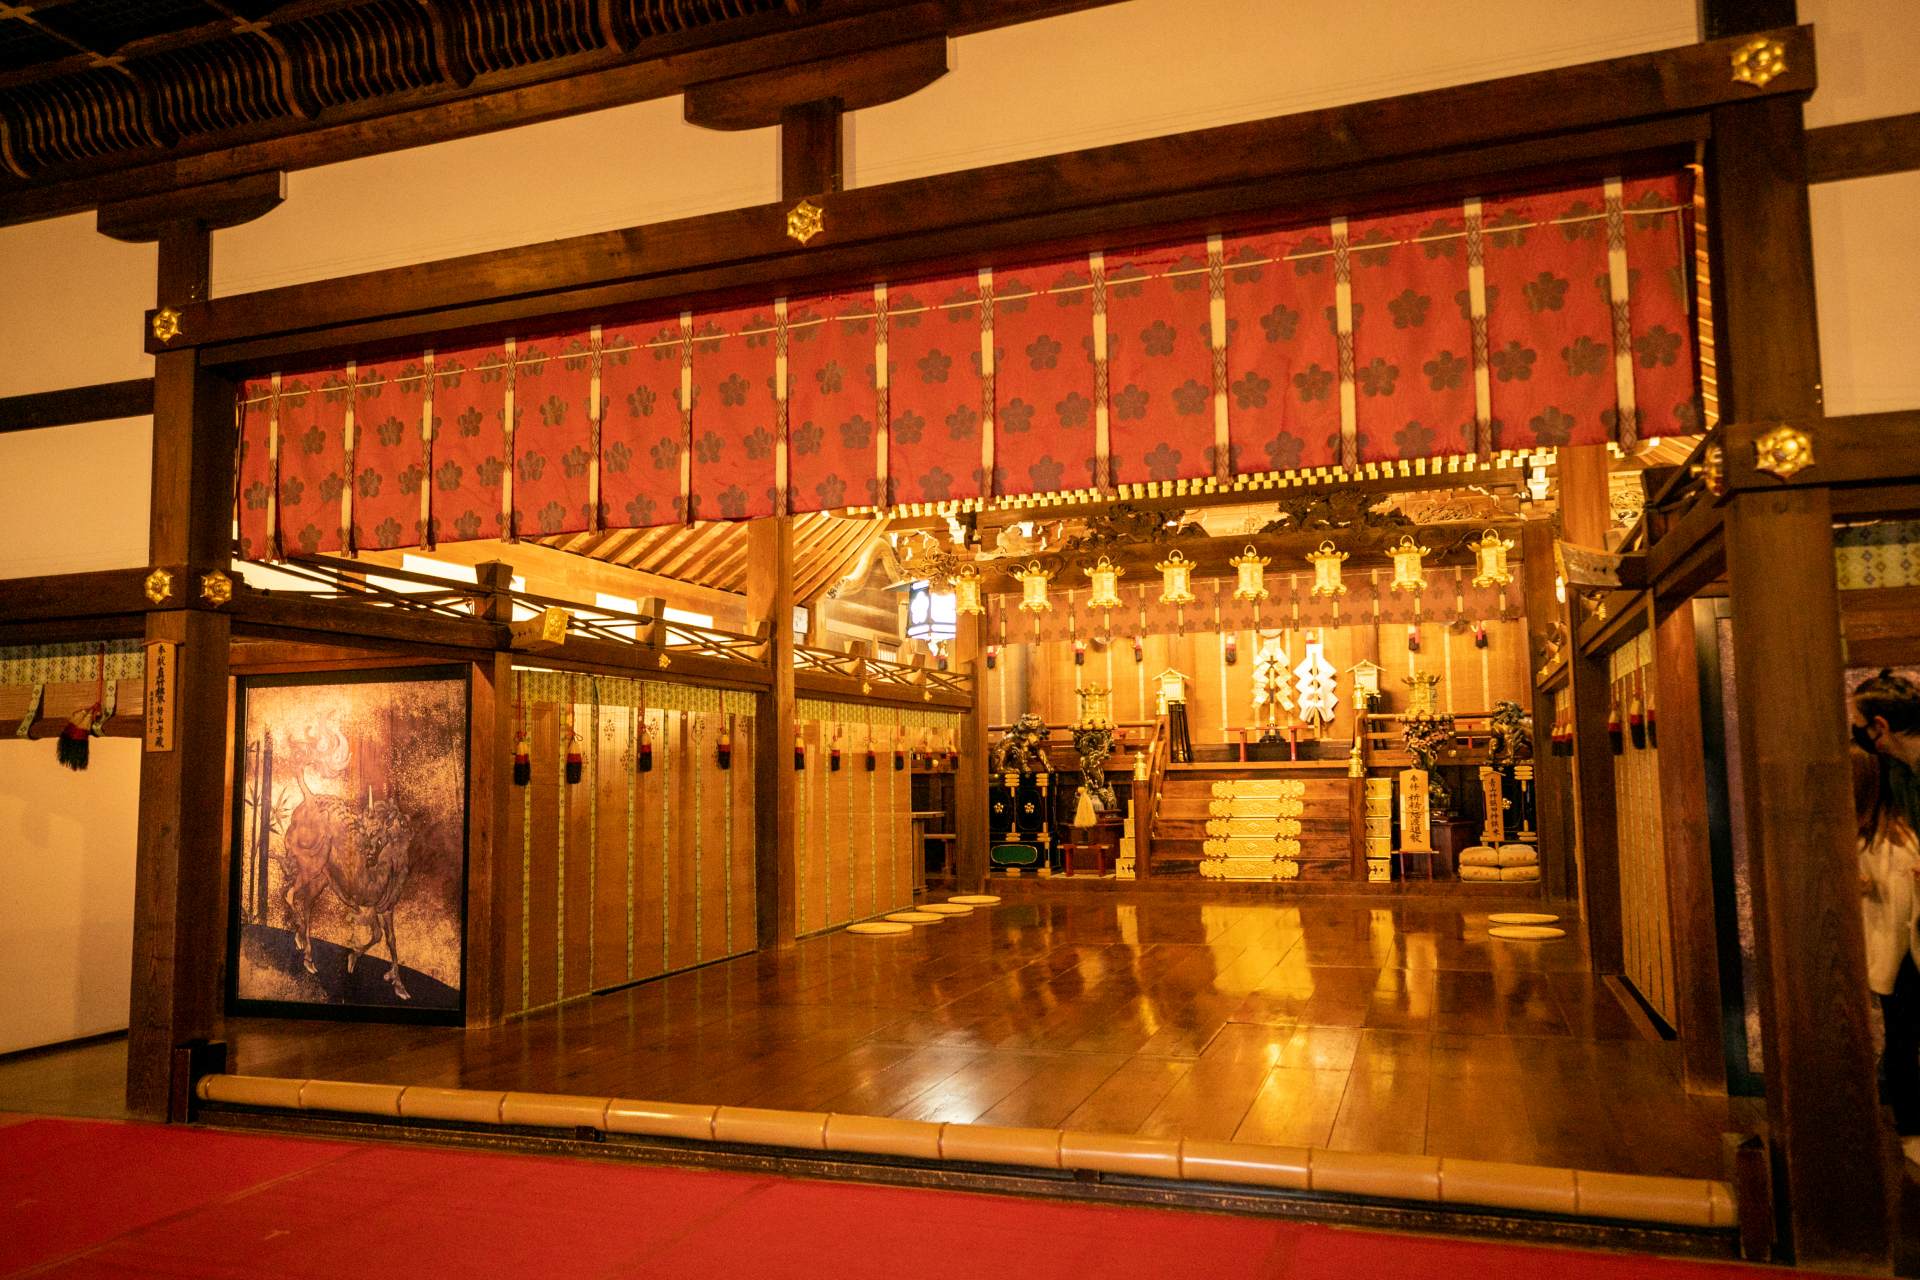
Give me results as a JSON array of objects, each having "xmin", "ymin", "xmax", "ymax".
[{"xmin": 230, "ymin": 667, "xmax": 468, "ymax": 1021}]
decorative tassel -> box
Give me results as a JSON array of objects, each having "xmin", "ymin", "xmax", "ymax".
[
  {"xmin": 1132, "ymin": 636, "xmax": 1144, "ymax": 663},
  {"xmin": 1073, "ymin": 638, "xmax": 1086, "ymax": 666},
  {"xmin": 1406, "ymin": 624, "xmax": 1420, "ymax": 653},
  {"xmin": 986, "ymin": 644, "xmax": 998, "ymax": 670},
  {"xmin": 637, "ymin": 723, "xmax": 653, "ymax": 773},
  {"xmin": 56, "ymin": 707, "xmax": 95, "ymax": 771},
  {"xmin": 1628, "ymin": 671, "xmax": 1647, "ymax": 750},
  {"xmin": 1646, "ymin": 698, "xmax": 1658, "ymax": 749},
  {"xmin": 947, "ymin": 747, "xmax": 960, "ymax": 770},
  {"xmin": 864, "ymin": 747, "xmax": 877, "ymax": 771},
  {"xmin": 564, "ymin": 733, "xmax": 584, "ymax": 784},
  {"xmin": 830, "ymin": 738, "xmax": 842, "ymax": 771},
  {"xmin": 1473, "ymin": 621, "xmax": 1488, "ymax": 649},
  {"xmin": 794, "ymin": 732, "xmax": 806, "ymax": 771},
  {"xmin": 1606, "ymin": 688, "xmax": 1624, "ymax": 755},
  {"xmin": 1224, "ymin": 635, "xmax": 1237, "ymax": 666},
  {"xmin": 512, "ymin": 734, "xmax": 532, "ymax": 786},
  {"xmin": 894, "ymin": 748, "xmax": 906, "ymax": 771},
  {"xmin": 717, "ymin": 727, "xmax": 732, "ymax": 770},
  {"xmin": 1073, "ymin": 787, "xmax": 1096, "ymax": 828}
]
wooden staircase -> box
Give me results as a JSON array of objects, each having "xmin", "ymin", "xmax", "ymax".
[{"xmin": 1148, "ymin": 766, "xmax": 1354, "ymax": 879}]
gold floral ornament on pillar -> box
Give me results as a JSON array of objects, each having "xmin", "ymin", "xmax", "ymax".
[
  {"xmin": 198, "ymin": 570, "xmax": 233, "ymax": 607},
  {"xmin": 1469, "ymin": 530, "xmax": 1514, "ymax": 588},
  {"xmin": 785, "ymin": 198, "xmax": 825, "ymax": 245},
  {"xmin": 1306, "ymin": 540, "xmax": 1348, "ymax": 598},
  {"xmin": 1730, "ymin": 36, "xmax": 1787, "ymax": 88},
  {"xmin": 1388, "ymin": 535, "xmax": 1430, "ymax": 593},
  {"xmin": 1013, "ymin": 560, "xmax": 1053, "ymax": 613},
  {"xmin": 151, "ymin": 307, "xmax": 182, "ymax": 344},
  {"xmin": 1754, "ymin": 424, "xmax": 1814, "ymax": 480},
  {"xmin": 143, "ymin": 568, "xmax": 174, "ymax": 604},
  {"xmin": 950, "ymin": 563, "xmax": 985, "ymax": 616}
]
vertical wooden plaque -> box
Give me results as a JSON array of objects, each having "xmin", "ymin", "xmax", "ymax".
[
  {"xmin": 1397, "ymin": 768, "xmax": 1431, "ymax": 852},
  {"xmin": 144, "ymin": 639, "xmax": 177, "ymax": 752}
]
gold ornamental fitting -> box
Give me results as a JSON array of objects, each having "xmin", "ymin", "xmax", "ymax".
[
  {"xmin": 1730, "ymin": 37, "xmax": 1787, "ymax": 89},
  {"xmin": 786, "ymin": 198, "xmax": 825, "ymax": 245},
  {"xmin": 1754, "ymin": 424, "xmax": 1814, "ymax": 480},
  {"xmin": 198, "ymin": 569, "xmax": 233, "ymax": 607},
  {"xmin": 143, "ymin": 568, "xmax": 173, "ymax": 603},
  {"xmin": 1692, "ymin": 443, "xmax": 1727, "ymax": 496},
  {"xmin": 151, "ymin": 307, "xmax": 182, "ymax": 343}
]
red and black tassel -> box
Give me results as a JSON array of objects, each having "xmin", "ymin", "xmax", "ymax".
[
  {"xmin": 794, "ymin": 731, "xmax": 806, "ymax": 771},
  {"xmin": 986, "ymin": 644, "xmax": 998, "ymax": 670},
  {"xmin": 56, "ymin": 706, "xmax": 97, "ymax": 771},
  {"xmin": 1406, "ymin": 624, "xmax": 1420, "ymax": 654},
  {"xmin": 1224, "ymin": 634, "xmax": 1237, "ymax": 666},
  {"xmin": 717, "ymin": 727, "xmax": 732, "ymax": 770},
  {"xmin": 1473, "ymin": 621, "xmax": 1488, "ymax": 649},
  {"xmin": 512, "ymin": 733, "xmax": 532, "ymax": 786},
  {"xmin": 829, "ymin": 734, "xmax": 842, "ymax": 772},
  {"xmin": 1606, "ymin": 687, "xmax": 1624, "ymax": 755},
  {"xmin": 564, "ymin": 732, "xmax": 584, "ymax": 784},
  {"xmin": 637, "ymin": 722, "xmax": 653, "ymax": 773},
  {"xmin": 864, "ymin": 747, "xmax": 877, "ymax": 771},
  {"xmin": 1132, "ymin": 636, "xmax": 1144, "ymax": 663},
  {"xmin": 1073, "ymin": 638, "xmax": 1086, "ymax": 666},
  {"xmin": 1627, "ymin": 671, "xmax": 1647, "ymax": 750},
  {"xmin": 894, "ymin": 746, "xmax": 906, "ymax": 771}
]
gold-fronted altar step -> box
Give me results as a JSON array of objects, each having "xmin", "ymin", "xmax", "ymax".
[{"xmin": 1149, "ymin": 768, "xmax": 1354, "ymax": 880}]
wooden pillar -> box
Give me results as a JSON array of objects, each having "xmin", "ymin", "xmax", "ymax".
[
  {"xmin": 747, "ymin": 519, "xmax": 797, "ymax": 946},
  {"xmin": 1709, "ymin": 87, "xmax": 1890, "ymax": 1263},
  {"xmin": 952, "ymin": 611, "xmax": 990, "ymax": 892},
  {"xmin": 125, "ymin": 223, "xmax": 234, "ymax": 1119},
  {"xmin": 1520, "ymin": 519, "xmax": 1576, "ymax": 899},
  {"xmin": 1651, "ymin": 598, "xmax": 1728, "ymax": 1095},
  {"xmin": 1560, "ymin": 445, "xmax": 1623, "ymax": 971}
]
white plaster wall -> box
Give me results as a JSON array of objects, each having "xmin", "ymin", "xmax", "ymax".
[
  {"xmin": 0, "ymin": 418, "xmax": 151, "ymax": 578},
  {"xmin": 213, "ymin": 96, "xmax": 779, "ymax": 296},
  {"xmin": 0, "ymin": 739, "xmax": 139, "ymax": 1054},
  {"xmin": 848, "ymin": 0, "xmax": 1697, "ymax": 187},
  {"xmin": 0, "ymin": 215, "xmax": 153, "ymax": 398},
  {"xmin": 1801, "ymin": 0, "xmax": 1920, "ymax": 418}
]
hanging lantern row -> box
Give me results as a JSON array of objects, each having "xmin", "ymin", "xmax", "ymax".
[{"xmin": 988, "ymin": 529, "xmax": 1510, "ymax": 614}]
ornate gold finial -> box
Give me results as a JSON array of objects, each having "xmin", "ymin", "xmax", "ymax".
[
  {"xmin": 860, "ymin": 680, "xmax": 873, "ymax": 696},
  {"xmin": 151, "ymin": 307, "xmax": 182, "ymax": 343},
  {"xmin": 785, "ymin": 198, "xmax": 825, "ymax": 245},
  {"xmin": 1730, "ymin": 37, "xmax": 1787, "ymax": 88},
  {"xmin": 923, "ymin": 689, "xmax": 934, "ymax": 701},
  {"xmin": 144, "ymin": 568, "xmax": 173, "ymax": 603},
  {"xmin": 1755, "ymin": 424, "xmax": 1814, "ymax": 479},
  {"xmin": 658, "ymin": 652, "xmax": 672, "ymax": 668},
  {"xmin": 198, "ymin": 570, "xmax": 232, "ymax": 607}
]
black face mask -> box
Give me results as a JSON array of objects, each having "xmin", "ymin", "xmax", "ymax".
[{"xmin": 1855, "ymin": 723, "xmax": 1880, "ymax": 754}]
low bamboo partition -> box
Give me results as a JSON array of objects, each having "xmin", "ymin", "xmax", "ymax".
[{"xmin": 196, "ymin": 1074, "xmax": 1735, "ymax": 1231}]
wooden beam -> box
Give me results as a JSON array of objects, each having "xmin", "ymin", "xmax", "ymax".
[
  {"xmin": 467, "ymin": 652, "xmax": 513, "ymax": 1026},
  {"xmin": 0, "ymin": 566, "xmax": 172, "ymax": 621},
  {"xmin": 685, "ymin": 36, "xmax": 946, "ymax": 132},
  {"xmin": 951, "ymin": 609, "xmax": 990, "ymax": 891},
  {"xmin": 1806, "ymin": 111, "xmax": 1920, "ymax": 184},
  {"xmin": 161, "ymin": 29, "xmax": 1804, "ymax": 365},
  {"xmin": 127, "ymin": 218, "xmax": 232, "ymax": 1122},
  {"xmin": 747, "ymin": 518, "xmax": 797, "ymax": 947},
  {"xmin": 1721, "ymin": 409, "xmax": 1920, "ymax": 494},
  {"xmin": 1652, "ymin": 598, "xmax": 1730, "ymax": 1096},
  {"xmin": 0, "ymin": 378, "xmax": 153, "ymax": 433},
  {"xmin": 96, "ymin": 171, "xmax": 286, "ymax": 244},
  {"xmin": 0, "ymin": 1, "xmax": 1128, "ymax": 227},
  {"xmin": 1710, "ymin": 84, "xmax": 1891, "ymax": 1265}
]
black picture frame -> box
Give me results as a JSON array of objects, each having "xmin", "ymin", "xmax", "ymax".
[{"xmin": 226, "ymin": 663, "xmax": 471, "ymax": 1025}]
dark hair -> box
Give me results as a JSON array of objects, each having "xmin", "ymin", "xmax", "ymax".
[
  {"xmin": 1854, "ymin": 668, "xmax": 1920, "ymax": 736},
  {"xmin": 1855, "ymin": 745, "xmax": 1913, "ymax": 845}
]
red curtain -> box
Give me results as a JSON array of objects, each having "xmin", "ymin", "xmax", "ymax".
[{"xmin": 238, "ymin": 170, "xmax": 1701, "ymax": 551}]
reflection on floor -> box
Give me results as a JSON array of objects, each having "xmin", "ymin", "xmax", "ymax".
[
  {"xmin": 0, "ymin": 1035, "xmax": 129, "ymax": 1121},
  {"xmin": 0, "ymin": 897, "xmax": 1760, "ymax": 1178}
]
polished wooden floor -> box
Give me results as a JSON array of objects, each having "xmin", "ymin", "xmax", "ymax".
[{"xmin": 0, "ymin": 894, "xmax": 1757, "ymax": 1178}]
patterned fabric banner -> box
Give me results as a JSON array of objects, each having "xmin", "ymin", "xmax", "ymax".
[
  {"xmin": 515, "ymin": 669, "xmax": 755, "ymax": 716},
  {"xmin": 796, "ymin": 698, "xmax": 961, "ymax": 730},
  {"xmin": 0, "ymin": 641, "xmax": 143, "ymax": 686},
  {"xmin": 236, "ymin": 172, "xmax": 1699, "ymax": 556}
]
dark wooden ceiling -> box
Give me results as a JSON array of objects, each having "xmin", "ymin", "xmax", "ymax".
[{"xmin": 0, "ymin": 0, "xmax": 1122, "ymax": 224}]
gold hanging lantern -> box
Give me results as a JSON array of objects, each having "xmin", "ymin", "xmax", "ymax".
[
  {"xmin": 1306, "ymin": 540, "xmax": 1348, "ymax": 598},
  {"xmin": 951, "ymin": 564, "xmax": 985, "ymax": 615},
  {"xmin": 1388, "ymin": 535, "xmax": 1431, "ymax": 593},
  {"xmin": 1083, "ymin": 555, "xmax": 1125, "ymax": 612},
  {"xmin": 1230, "ymin": 545, "xmax": 1270, "ymax": 602},
  {"xmin": 1013, "ymin": 560, "xmax": 1054, "ymax": 613},
  {"xmin": 1155, "ymin": 550, "xmax": 1197, "ymax": 606},
  {"xmin": 1469, "ymin": 529, "xmax": 1513, "ymax": 589}
]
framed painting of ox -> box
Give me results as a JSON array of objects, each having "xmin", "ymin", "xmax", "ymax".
[{"xmin": 229, "ymin": 666, "xmax": 469, "ymax": 1022}]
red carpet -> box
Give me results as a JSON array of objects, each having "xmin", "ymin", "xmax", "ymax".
[{"xmin": 1, "ymin": 1117, "xmax": 1812, "ymax": 1279}]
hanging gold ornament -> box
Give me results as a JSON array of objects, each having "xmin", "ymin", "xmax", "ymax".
[
  {"xmin": 1469, "ymin": 529, "xmax": 1514, "ymax": 589},
  {"xmin": 1306, "ymin": 540, "xmax": 1348, "ymax": 598},
  {"xmin": 1230, "ymin": 545, "xmax": 1270, "ymax": 602},
  {"xmin": 951, "ymin": 563, "xmax": 985, "ymax": 616},
  {"xmin": 1155, "ymin": 550, "xmax": 1197, "ymax": 606},
  {"xmin": 1083, "ymin": 555, "xmax": 1125, "ymax": 613},
  {"xmin": 1013, "ymin": 560, "xmax": 1054, "ymax": 613},
  {"xmin": 1388, "ymin": 535, "xmax": 1431, "ymax": 593}
]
